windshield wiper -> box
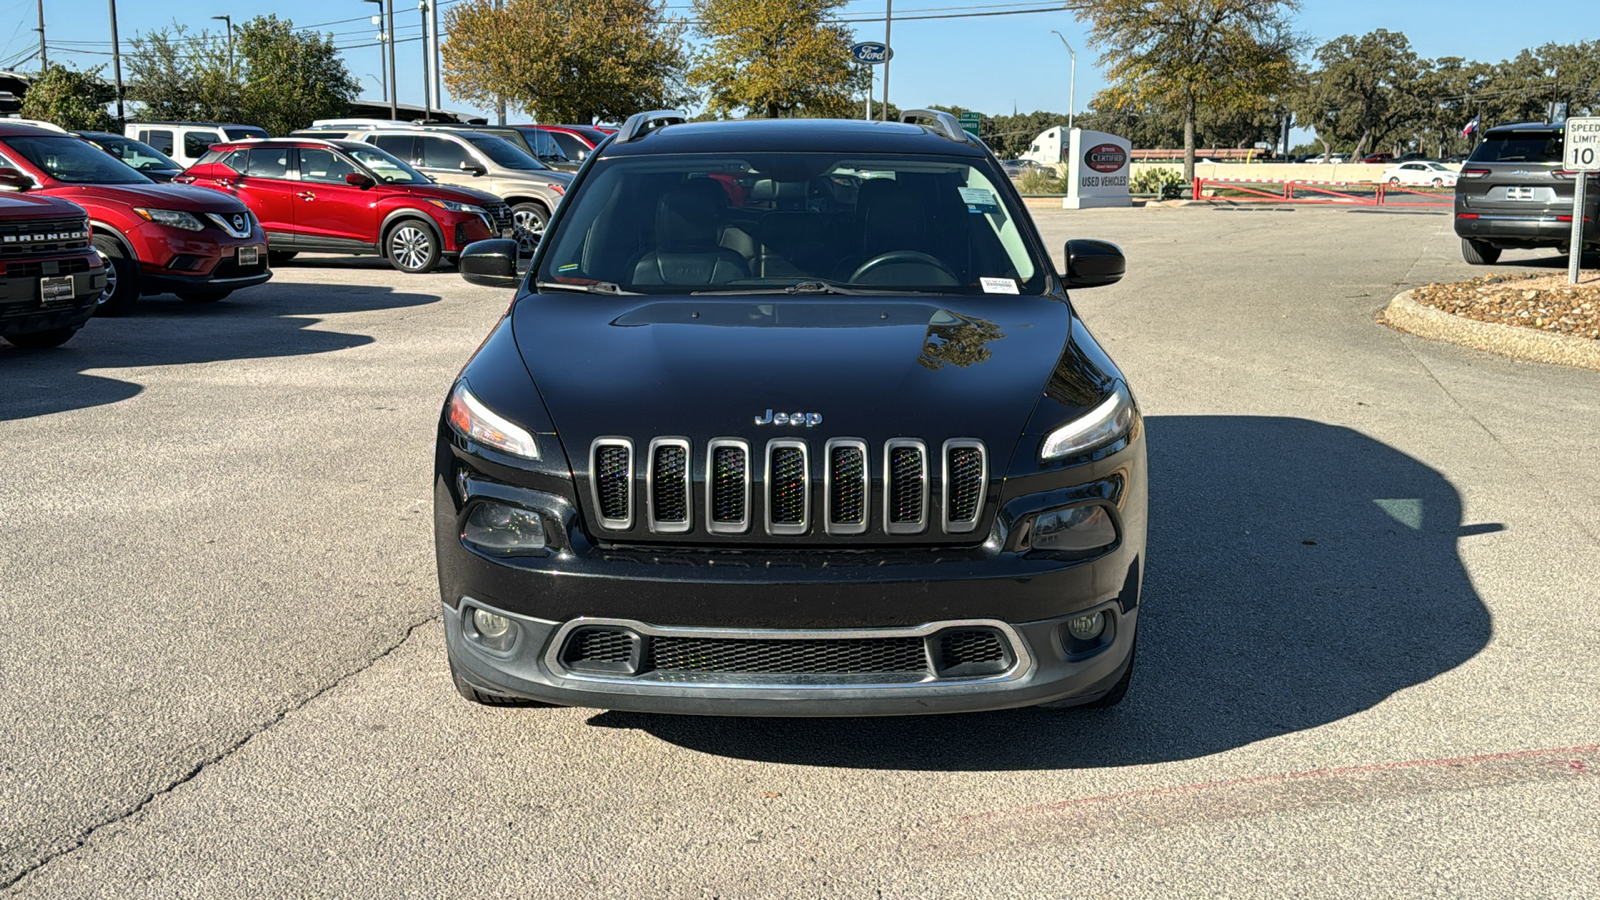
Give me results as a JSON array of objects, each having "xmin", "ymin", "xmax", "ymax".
[
  {"xmin": 534, "ymin": 281, "xmax": 639, "ymax": 295},
  {"xmin": 691, "ymin": 281, "xmax": 909, "ymax": 296}
]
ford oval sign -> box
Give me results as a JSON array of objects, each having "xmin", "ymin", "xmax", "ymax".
[
  {"xmin": 1084, "ymin": 143, "xmax": 1128, "ymax": 173},
  {"xmin": 851, "ymin": 42, "xmax": 892, "ymax": 64}
]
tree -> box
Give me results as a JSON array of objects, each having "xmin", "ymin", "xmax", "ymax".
[
  {"xmin": 1075, "ymin": 0, "xmax": 1301, "ymax": 182},
  {"xmin": 443, "ymin": 0, "xmax": 689, "ymax": 124},
  {"xmin": 235, "ymin": 16, "xmax": 359, "ymax": 136},
  {"xmin": 126, "ymin": 25, "xmax": 236, "ymax": 122},
  {"xmin": 688, "ymin": 0, "xmax": 869, "ymax": 119},
  {"xmin": 1295, "ymin": 30, "xmax": 1427, "ymax": 159},
  {"xmin": 19, "ymin": 64, "xmax": 114, "ymax": 131}
]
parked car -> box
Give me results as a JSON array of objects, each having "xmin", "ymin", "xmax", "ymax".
[
  {"xmin": 1361, "ymin": 152, "xmax": 1395, "ymax": 164},
  {"xmin": 124, "ymin": 121, "xmax": 270, "ymax": 169},
  {"xmin": 1454, "ymin": 122, "xmax": 1599, "ymax": 264},
  {"xmin": 0, "ymin": 122, "xmax": 270, "ymax": 314},
  {"xmin": 520, "ymin": 124, "xmax": 616, "ymax": 165},
  {"xmin": 1002, "ymin": 158, "xmax": 1039, "ymax": 176},
  {"xmin": 75, "ymin": 131, "xmax": 184, "ymax": 182},
  {"xmin": 1302, "ymin": 153, "xmax": 1347, "ymax": 165},
  {"xmin": 181, "ymin": 138, "xmax": 512, "ymax": 273},
  {"xmin": 1381, "ymin": 161, "xmax": 1458, "ymax": 187},
  {"xmin": 437, "ymin": 110, "xmax": 1145, "ymax": 714},
  {"xmin": 1396, "ymin": 152, "xmax": 1430, "ymax": 162},
  {"xmin": 429, "ymin": 125, "xmax": 578, "ymax": 171},
  {"xmin": 346, "ymin": 128, "xmax": 571, "ymax": 249},
  {"xmin": 0, "ymin": 187, "xmax": 105, "ymax": 348}
]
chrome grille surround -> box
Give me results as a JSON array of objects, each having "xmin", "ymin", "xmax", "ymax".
[
  {"xmin": 646, "ymin": 436, "xmax": 691, "ymax": 533},
  {"xmin": 589, "ymin": 437, "xmax": 635, "ymax": 530},
  {"xmin": 883, "ymin": 438, "xmax": 929, "ymax": 535},
  {"xmin": 941, "ymin": 438, "xmax": 988, "ymax": 534},
  {"xmin": 764, "ymin": 438, "xmax": 811, "ymax": 536},
  {"xmin": 823, "ymin": 438, "xmax": 869, "ymax": 535},
  {"xmin": 705, "ymin": 438, "xmax": 751, "ymax": 534}
]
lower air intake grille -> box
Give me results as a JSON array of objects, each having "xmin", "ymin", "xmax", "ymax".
[
  {"xmin": 593, "ymin": 442, "xmax": 632, "ymax": 526},
  {"xmin": 649, "ymin": 636, "xmax": 928, "ymax": 675},
  {"xmin": 939, "ymin": 630, "xmax": 1005, "ymax": 666},
  {"xmin": 565, "ymin": 629, "xmax": 634, "ymax": 664}
]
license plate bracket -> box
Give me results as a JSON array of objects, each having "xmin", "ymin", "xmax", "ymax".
[
  {"xmin": 40, "ymin": 275, "xmax": 74, "ymax": 304},
  {"xmin": 239, "ymin": 246, "xmax": 260, "ymax": 266}
]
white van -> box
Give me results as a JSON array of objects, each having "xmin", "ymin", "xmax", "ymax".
[{"xmin": 124, "ymin": 121, "xmax": 269, "ymax": 169}]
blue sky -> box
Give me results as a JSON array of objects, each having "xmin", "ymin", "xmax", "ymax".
[{"xmin": 7, "ymin": 0, "xmax": 1591, "ymax": 122}]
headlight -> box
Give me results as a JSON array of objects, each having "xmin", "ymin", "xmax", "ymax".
[
  {"xmin": 427, "ymin": 199, "xmax": 488, "ymax": 216},
  {"xmin": 132, "ymin": 208, "xmax": 205, "ymax": 231},
  {"xmin": 447, "ymin": 381, "xmax": 539, "ymax": 459},
  {"xmin": 1039, "ymin": 383, "xmax": 1135, "ymax": 461}
]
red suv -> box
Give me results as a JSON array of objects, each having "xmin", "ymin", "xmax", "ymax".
[
  {"xmin": 0, "ymin": 122, "xmax": 270, "ymax": 315},
  {"xmin": 521, "ymin": 125, "xmax": 616, "ymax": 165},
  {"xmin": 180, "ymin": 139, "xmax": 512, "ymax": 273},
  {"xmin": 0, "ymin": 189, "xmax": 105, "ymax": 349}
]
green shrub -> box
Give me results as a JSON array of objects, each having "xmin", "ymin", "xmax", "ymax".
[
  {"xmin": 1130, "ymin": 167, "xmax": 1184, "ymax": 196},
  {"xmin": 1016, "ymin": 168, "xmax": 1064, "ymax": 194}
]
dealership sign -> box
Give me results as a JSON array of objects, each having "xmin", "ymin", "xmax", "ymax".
[
  {"xmin": 851, "ymin": 42, "xmax": 892, "ymax": 64},
  {"xmin": 1084, "ymin": 143, "xmax": 1127, "ymax": 174},
  {"xmin": 1064, "ymin": 129, "xmax": 1132, "ymax": 210}
]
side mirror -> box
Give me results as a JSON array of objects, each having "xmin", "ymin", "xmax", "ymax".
[
  {"xmin": 459, "ymin": 239, "xmax": 521, "ymax": 288},
  {"xmin": 459, "ymin": 160, "xmax": 487, "ymax": 177},
  {"xmin": 345, "ymin": 172, "xmax": 375, "ymax": 188},
  {"xmin": 0, "ymin": 167, "xmax": 34, "ymax": 191},
  {"xmin": 1062, "ymin": 239, "xmax": 1125, "ymax": 289}
]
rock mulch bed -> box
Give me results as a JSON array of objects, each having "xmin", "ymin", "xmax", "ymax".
[{"xmin": 1410, "ymin": 272, "xmax": 1600, "ymax": 340}]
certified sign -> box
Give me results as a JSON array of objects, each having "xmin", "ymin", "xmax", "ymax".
[
  {"xmin": 1564, "ymin": 117, "xmax": 1600, "ymax": 171},
  {"xmin": 1084, "ymin": 143, "xmax": 1127, "ymax": 174},
  {"xmin": 851, "ymin": 42, "xmax": 892, "ymax": 64}
]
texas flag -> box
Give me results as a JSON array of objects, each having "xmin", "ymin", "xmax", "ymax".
[{"xmin": 1461, "ymin": 115, "xmax": 1480, "ymax": 138}]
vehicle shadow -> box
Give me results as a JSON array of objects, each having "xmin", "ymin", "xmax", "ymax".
[
  {"xmin": 0, "ymin": 280, "xmax": 441, "ymax": 421},
  {"xmin": 587, "ymin": 415, "xmax": 1494, "ymax": 769}
]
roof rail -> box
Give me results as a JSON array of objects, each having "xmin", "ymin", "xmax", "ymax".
[
  {"xmin": 899, "ymin": 109, "xmax": 975, "ymax": 146},
  {"xmin": 2, "ymin": 117, "xmax": 68, "ymax": 133},
  {"xmin": 614, "ymin": 110, "xmax": 686, "ymax": 144}
]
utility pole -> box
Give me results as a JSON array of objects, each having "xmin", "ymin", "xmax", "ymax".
[
  {"xmin": 211, "ymin": 15, "xmax": 234, "ymax": 76},
  {"xmin": 387, "ymin": 0, "xmax": 398, "ymax": 119},
  {"xmin": 35, "ymin": 0, "xmax": 46, "ymax": 70},
  {"xmin": 1051, "ymin": 30, "xmax": 1076, "ymax": 133},
  {"xmin": 418, "ymin": 1, "xmax": 431, "ymax": 122},
  {"xmin": 881, "ymin": 0, "xmax": 891, "ymax": 121},
  {"xmin": 108, "ymin": 0, "xmax": 124, "ymax": 123},
  {"xmin": 365, "ymin": 0, "xmax": 388, "ymax": 106},
  {"xmin": 431, "ymin": 0, "xmax": 441, "ymax": 116}
]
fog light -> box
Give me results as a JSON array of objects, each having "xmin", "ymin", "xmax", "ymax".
[
  {"xmin": 1030, "ymin": 505, "xmax": 1117, "ymax": 554},
  {"xmin": 462, "ymin": 502, "xmax": 546, "ymax": 555},
  {"xmin": 1067, "ymin": 612, "xmax": 1105, "ymax": 641},
  {"xmin": 473, "ymin": 608, "xmax": 511, "ymax": 639}
]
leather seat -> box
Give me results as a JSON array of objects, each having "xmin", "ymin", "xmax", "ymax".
[{"xmin": 632, "ymin": 181, "xmax": 750, "ymax": 286}]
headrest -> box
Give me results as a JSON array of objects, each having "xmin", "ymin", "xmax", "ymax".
[
  {"xmin": 858, "ymin": 179, "xmax": 927, "ymax": 255},
  {"xmin": 655, "ymin": 178, "xmax": 728, "ymax": 253}
]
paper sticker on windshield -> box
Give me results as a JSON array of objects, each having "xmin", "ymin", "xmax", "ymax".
[
  {"xmin": 980, "ymin": 277, "xmax": 1019, "ymax": 294},
  {"xmin": 959, "ymin": 187, "xmax": 999, "ymax": 212}
]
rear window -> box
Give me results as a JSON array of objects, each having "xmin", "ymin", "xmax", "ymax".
[
  {"xmin": 1469, "ymin": 132, "xmax": 1563, "ymax": 163},
  {"xmin": 224, "ymin": 126, "xmax": 269, "ymax": 140}
]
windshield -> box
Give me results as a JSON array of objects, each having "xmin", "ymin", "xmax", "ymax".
[
  {"xmin": 1469, "ymin": 132, "xmax": 1563, "ymax": 163},
  {"xmin": 465, "ymin": 135, "xmax": 547, "ymax": 170},
  {"xmin": 536, "ymin": 152, "xmax": 1043, "ymax": 295},
  {"xmin": 94, "ymin": 136, "xmax": 180, "ymax": 171},
  {"xmin": 343, "ymin": 144, "xmax": 430, "ymax": 184},
  {"xmin": 2, "ymin": 135, "xmax": 152, "ymax": 185}
]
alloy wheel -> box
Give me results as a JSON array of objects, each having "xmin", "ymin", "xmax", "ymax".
[
  {"xmin": 390, "ymin": 225, "xmax": 432, "ymax": 271},
  {"xmin": 512, "ymin": 208, "xmax": 545, "ymax": 255},
  {"xmin": 94, "ymin": 246, "xmax": 118, "ymax": 305}
]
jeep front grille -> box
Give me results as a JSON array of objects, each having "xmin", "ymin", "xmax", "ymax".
[{"xmin": 590, "ymin": 436, "xmax": 986, "ymax": 538}]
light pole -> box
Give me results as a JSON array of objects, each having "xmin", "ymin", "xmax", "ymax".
[
  {"xmin": 881, "ymin": 0, "xmax": 891, "ymax": 122},
  {"xmin": 211, "ymin": 15, "xmax": 233, "ymax": 75},
  {"xmin": 107, "ymin": 0, "xmax": 124, "ymax": 122},
  {"xmin": 418, "ymin": 1, "xmax": 431, "ymax": 122},
  {"xmin": 365, "ymin": 0, "xmax": 396, "ymax": 118},
  {"xmin": 1050, "ymin": 30, "xmax": 1076, "ymax": 133}
]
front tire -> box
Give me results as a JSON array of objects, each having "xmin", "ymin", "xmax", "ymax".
[
  {"xmin": 178, "ymin": 291, "xmax": 232, "ymax": 304},
  {"xmin": 1462, "ymin": 238, "xmax": 1501, "ymax": 265},
  {"xmin": 92, "ymin": 236, "xmax": 140, "ymax": 317},
  {"xmin": 511, "ymin": 203, "xmax": 549, "ymax": 256},
  {"xmin": 385, "ymin": 220, "xmax": 441, "ymax": 273},
  {"xmin": 5, "ymin": 327, "xmax": 79, "ymax": 349}
]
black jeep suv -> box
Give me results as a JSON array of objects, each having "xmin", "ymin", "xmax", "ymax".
[
  {"xmin": 1455, "ymin": 122, "xmax": 1600, "ymax": 264},
  {"xmin": 435, "ymin": 111, "xmax": 1146, "ymax": 715}
]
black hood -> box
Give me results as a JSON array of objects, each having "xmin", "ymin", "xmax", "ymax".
[{"xmin": 510, "ymin": 293, "xmax": 1084, "ymax": 467}]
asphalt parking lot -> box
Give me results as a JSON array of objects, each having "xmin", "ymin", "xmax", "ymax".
[{"xmin": 2, "ymin": 206, "xmax": 1597, "ymax": 897}]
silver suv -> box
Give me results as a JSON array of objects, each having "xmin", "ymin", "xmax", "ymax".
[
  {"xmin": 352, "ymin": 129, "xmax": 572, "ymax": 251},
  {"xmin": 1454, "ymin": 122, "xmax": 1599, "ymax": 264}
]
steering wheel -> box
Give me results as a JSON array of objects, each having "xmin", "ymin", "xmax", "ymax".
[{"xmin": 849, "ymin": 251, "xmax": 960, "ymax": 285}]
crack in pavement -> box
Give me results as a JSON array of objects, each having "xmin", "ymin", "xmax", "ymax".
[{"xmin": 0, "ymin": 611, "xmax": 444, "ymax": 893}]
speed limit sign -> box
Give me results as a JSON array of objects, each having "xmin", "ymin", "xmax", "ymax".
[{"xmin": 1565, "ymin": 117, "xmax": 1600, "ymax": 171}]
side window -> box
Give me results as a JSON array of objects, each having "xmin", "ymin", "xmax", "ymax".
[
  {"xmin": 185, "ymin": 131, "xmax": 222, "ymax": 159},
  {"xmin": 244, "ymin": 148, "xmax": 290, "ymax": 179},
  {"xmin": 548, "ymin": 131, "xmax": 588, "ymax": 161},
  {"xmin": 143, "ymin": 129, "xmax": 174, "ymax": 156},
  {"xmin": 418, "ymin": 136, "xmax": 473, "ymax": 170},
  {"xmin": 298, "ymin": 148, "xmax": 360, "ymax": 184},
  {"xmin": 372, "ymin": 134, "xmax": 416, "ymax": 162}
]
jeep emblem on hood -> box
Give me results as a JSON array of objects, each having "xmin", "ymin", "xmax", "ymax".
[{"xmin": 755, "ymin": 409, "xmax": 822, "ymax": 427}]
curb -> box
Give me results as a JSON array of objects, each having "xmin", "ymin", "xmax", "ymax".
[{"xmin": 1382, "ymin": 289, "xmax": 1600, "ymax": 371}]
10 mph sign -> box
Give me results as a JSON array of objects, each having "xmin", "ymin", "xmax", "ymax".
[{"xmin": 1565, "ymin": 117, "xmax": 1600, "ymax": 170}]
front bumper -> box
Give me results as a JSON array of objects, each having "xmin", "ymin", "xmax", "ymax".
[
  {"xmin": 0, "ymin": 253, "xmax": 105, "ymax": 337},
  {"xmin": 128, "ymin": 222, "xmax": 272, "ymax": 295}
]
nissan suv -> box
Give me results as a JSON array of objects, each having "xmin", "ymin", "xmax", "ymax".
[
  {"xmin": 349, "ymin": 128, "xmax": 571, "ymax": 251},
  {"xmin": 0, "ymin": 189, "xmax": 105, "ymax": 348},
  {"xmin": 435, "ymin": 111, "xmax": 1145, "ymax": 715},
  {"xmin": 0, "ymin": 122, "xmax": 270, "ymax": 314},
  {"xmin": 181, "ymin": 138, "xmax": 512, "ymax": 273},
  {"xmin": 1455, "ymin": 122, "xmax": 1599, "ymax": 264}
]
